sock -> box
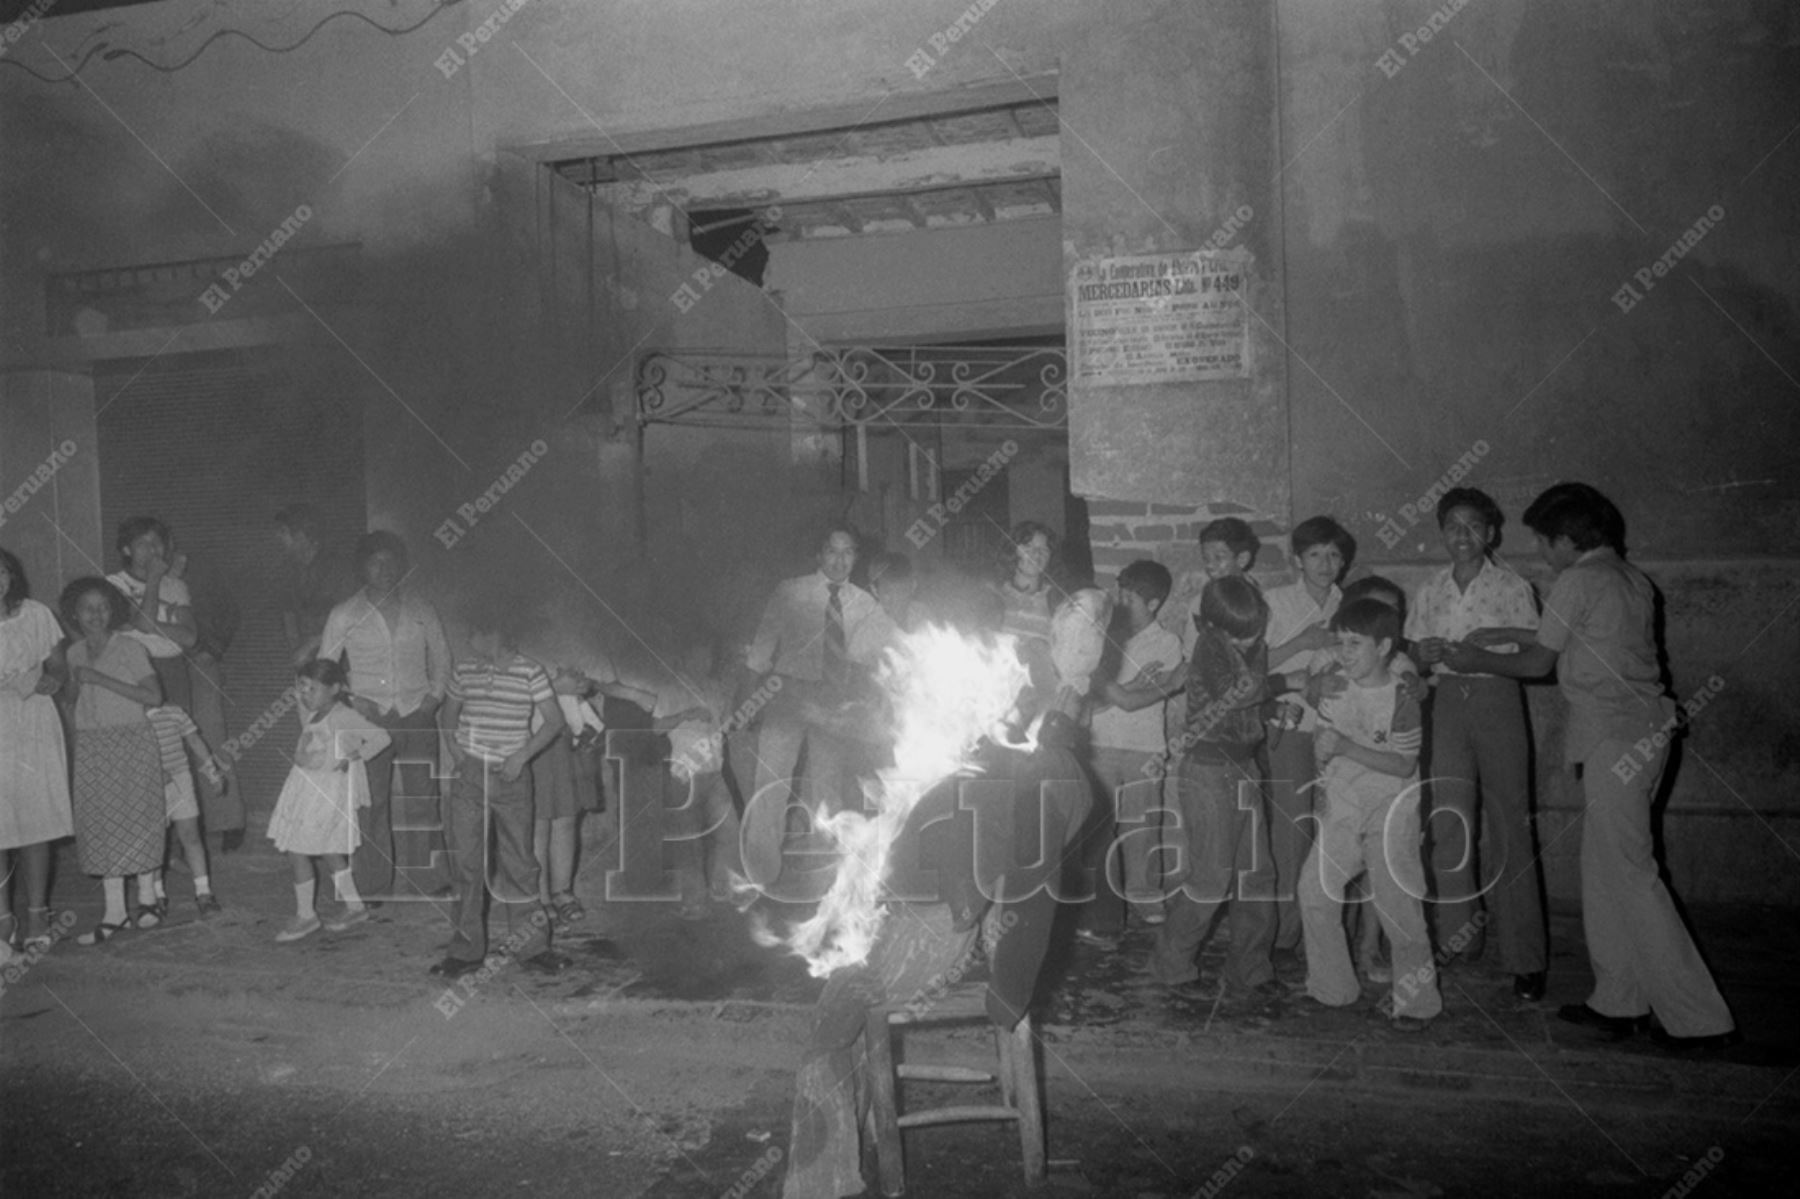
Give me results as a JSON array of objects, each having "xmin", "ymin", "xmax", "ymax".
[
  {"xmin": 333, "ymin": 869, "xmax": 364, "ymax": 911},
  {"xmin": 295, "ymin": 879, "xmax": 317, "ymax": 919},
  {"xmin": 194, "ymin": 875, "xmax": 212, "ymax": 897},
  {"xmin": 154, "ymin": 875, "xmax": 167, "ymax": 900},
  {"xmin": 137, "ymin": 872, "xmax": 158, "ymax": 906},
  {"xmin": 102, "ymin": 877, "xmax": 128, "ymax": 926}
]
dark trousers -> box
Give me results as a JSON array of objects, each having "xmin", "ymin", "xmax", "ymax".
[
  {"xmin": 1264, "ymin": 730, "xmax": 1318, "ymax": 951},
  {"xmin": 353, "ymin": 706, "xmax": 451, "ymax": 899},
  {"xmin": 1150, "ymin": 757, "xmax": 1277, "ymax": 990},
  {"xmin": 189, "ymin": 653, "xmax": 244, "ymax": 833},
  {"xmin": 444, "ymin": 759, "xmax": 550, "ymax": 964},
  {"xmin": 1076, "ymin": 747, "xmax": 1163, "ymax": 936},
  {"xmin": 1425, "ymin": 677, "xmax": 1547, "ymax": 973}
]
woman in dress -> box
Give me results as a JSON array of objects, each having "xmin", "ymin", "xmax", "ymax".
[
  {"xmin": 60, "ymin": 576, "xmax": 166, "ymax": 944},
  {"xmin": 0, "ymin": 549, "xmax": 72, "ymax": 960}
]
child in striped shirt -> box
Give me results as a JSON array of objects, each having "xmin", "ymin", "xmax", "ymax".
[
  {"xmin": 143, "ymin": 704, "xmax": 222, "ymax": 921},
  {"xmin": 435, "ymin": 611, "xmax": 566, "ymax": 979}
]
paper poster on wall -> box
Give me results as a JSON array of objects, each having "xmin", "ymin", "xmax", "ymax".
[{"xmin": 1070, "ymin": 251, "xmax": 1251, "ymax": 385}]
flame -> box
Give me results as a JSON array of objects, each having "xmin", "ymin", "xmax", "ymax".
[{"xmin": 761, "ymin": 624, "xmax": 1029, "ymax": 977}]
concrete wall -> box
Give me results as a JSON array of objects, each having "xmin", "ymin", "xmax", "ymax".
[
  {"xmin": 0, "ymin": 371, "xmax": 102, "ymax": 596},
  {"xmin": 1273, "ymin": 0, "xmax": 1800, "ymax": 903},
  {"xmin": 1062, "ymin": 0, "xmax": 1289, "ymax": 522}
]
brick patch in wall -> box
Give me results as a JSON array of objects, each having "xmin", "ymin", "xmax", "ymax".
[
  {"xmin": 1149, "ymin": 502, "xmax": 1200, "ymax": 515},
  {"xmin": 1091, "ymin": 547, "xmax": 1142, "ymax": 572},
  {"xmin": 1131, "ymin": 525, "xmax": 1175, "ymax": 541}
]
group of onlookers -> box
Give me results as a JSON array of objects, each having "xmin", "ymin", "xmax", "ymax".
[
  {"xmin": 1061, "ymin": 482, "xmax": 1737, "ymax": 1048},
  {"xmin": 3, "ymin": 479, "xmax": 1740, "ymax": 1056}
]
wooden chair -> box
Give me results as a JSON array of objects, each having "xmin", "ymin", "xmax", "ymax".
[{"xmin": 863, "ymin": 986, "xmax": 1047, "ymax": 1196}]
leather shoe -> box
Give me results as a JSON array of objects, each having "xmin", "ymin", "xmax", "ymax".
[
  {"xmin": 1557, "ymin": 1003, "xmax": 1648, "ymax": 1038},
  {"xmin": 1649, "ymin": 1026, "xmax": 1743, "ymax": 1053},
  {"xmin": 1512, "ymin": 972, "xmax": 1547, "ymax": 1002},
  {"xmin": 518, "ymin": 950, "xmax": 572, "ymax": 975},
  {"xmin": 1164, "ymin": 978, "xmax": 1213, "ymax": 1001},
  {"xmin": 429, "ymin": 956, "xmax": 484, "ymax": 980}
]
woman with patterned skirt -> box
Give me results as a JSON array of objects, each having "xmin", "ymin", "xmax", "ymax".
[{"xmin": 61, "ymin": 577, "xmax": 166, "ymax": 944}]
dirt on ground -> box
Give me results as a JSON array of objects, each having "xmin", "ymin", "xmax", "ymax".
[{"xmin": 4, "ymin": 835, "xmax": 1794, "ymax": 1198}]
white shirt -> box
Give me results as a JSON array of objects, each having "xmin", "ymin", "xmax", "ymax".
[
  {"xmin": 1091, "ymin": 620, "xmax": 1184, "ymax": 754},
  {"xmin": 319, "ymin": 590, "xmax": 451, "ymax": 716},
  {"xmin": 745, "ymin": 572, "xmax": 896, "ymax": 682},
  {"xmin": 1264, "ymin": 579, "xmax": 1341, "ymax": 675},
  {"xmin": 1406, "ymin": 558, "xmax": 1539, "ymax": 677},
  {"xmin": 653, "ymin": 676, "xmax": 728, "ymax": 779},
  {"xmin": 106, "ymin": 571, "xmax": 190, "ymax": 659}
]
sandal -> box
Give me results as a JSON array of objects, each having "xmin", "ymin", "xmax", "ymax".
[
  {"xmin": 77, "ymin": 919, "xmax": 131, "ymax": 946},
  {"xmin": 22, "ymin": 908, "xmax": 55, "ymax": 952},
  {"xmin": 550, "ymin": 893, "xmax": 585, "ymax": 925},
  {"xmin": 134, "ymin": 899, "xmax": 167, "ymax": 930}
]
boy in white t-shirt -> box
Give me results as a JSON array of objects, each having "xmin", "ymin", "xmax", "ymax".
[
  {"xmin": 1076, "ymin": 560, "xmax": 1186, "ymax": 945},
  {"xmin": 1298, "ymin": 597, "xmax": 1441, "ymax": 1029}
]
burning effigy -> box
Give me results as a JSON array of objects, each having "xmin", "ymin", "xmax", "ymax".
[
  {"xmin": 753, "ymin": 622, "xmax": 1029, "ymax": 975},
  {"xmin": 777, "ymin": 591, "xmax": 1112, "ymax": 1199}
]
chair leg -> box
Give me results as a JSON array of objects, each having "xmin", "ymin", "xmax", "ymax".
[
  {"xmin": 865, "ymin": 1009, "xmax": 906, "ymax": 1198},
  {"xmin": 1009, "ymin": 1015, "xmax": 1047, "ymax": 1186},
  {"xmin": 996, "ymin": 1025, "xmax": 1018, "ymax": 1108}
]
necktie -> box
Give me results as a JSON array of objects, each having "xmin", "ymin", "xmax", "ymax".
[{"xmin": 824, "ymin": 583, "xmax": 847, "ymax": 686}]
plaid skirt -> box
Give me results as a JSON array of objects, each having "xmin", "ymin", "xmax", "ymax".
[{"xmin": 72, "ymin": 723, "xmax": 166, "ymax": 877}]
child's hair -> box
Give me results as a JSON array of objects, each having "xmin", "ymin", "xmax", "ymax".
[
  {"xmin": 0, "ymin": 546, "xmax": 28, "ymax": 616},
  {"xmin": 296, "ymin": 656, "xmax": 350, "ymax": 697},
  {"xmin": 273, "ymin": 503, "xmax": 325, "ymax": 544},
  {"xmin": 116, "ymin": 515, "xmax": 171, "ymax": 561},
  {"xmin": 463, "ymin": 597, "xmax": 531, "ymax": 650},
  {"xmin": 1291, "ymin": 515, "xmax": 1356, "ymax": 565},
  {"xmin": 59, "ymin": 576, "xmax": 131, "ymax": 631},
  {"xmin": 1331, "ymin": 596, "xmax": 1401, "ymax": 652},
  {"xmin": 1435, "ymin": 487, "xmax": 1504, "ymax": 532},
  {"xmin": 1000, "ymin": 520, "xmax": 1060, "ymax": 573},
  {"xmin": 354, "ymin": 529, "xmax": 410, "ymax": 575},
  {"xmin": 867, "ymin": 551, "xmax": 913, "ymax": 588},
  {"xmin": 1198, "ymin": 576, "xmax": 1269, "ymax": 641},
  {"xmin": 1117, "ymin": 559, "xmax": 1173, "ymax": 608},
  {"xmin": 1523, "ymin": 482, "xmax": 1625, "ymax": 552},
  {"xmin": 1342, "ymin": 574, "xmax": 1405, "ymax": 617},
  {"xmin": 1198, "ymin": 517, "xmax": 1259, "ymax": 561}
]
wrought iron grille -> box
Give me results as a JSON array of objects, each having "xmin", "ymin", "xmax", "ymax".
[{"xmin": 635, "ymin": 345, "xmax": 1067, "ymax": 431}]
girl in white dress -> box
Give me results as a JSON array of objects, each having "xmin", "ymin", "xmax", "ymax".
[
  {"xmin": 266, "ymin": 659, "xmax": 389, "ymax": 942},
  {"xmin": 1, "ymin": 549, "xmax": 72, "ymax": 962}
]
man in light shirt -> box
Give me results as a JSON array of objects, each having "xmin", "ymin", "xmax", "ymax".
[
  {"xmin": 1409, "ymin": 487, "xmax": 1548, "ymax": 1001},
  {"xmin": 741, "ymin": 526, "xmax": 896, "ymax": 896},
  {"xmin": 320, "ymin": 531, "xmax": 454, "ymax": 901},
  {"xmin": 1445, "ymin": 483, "xmax": 1735, "ymax": 1049}
]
